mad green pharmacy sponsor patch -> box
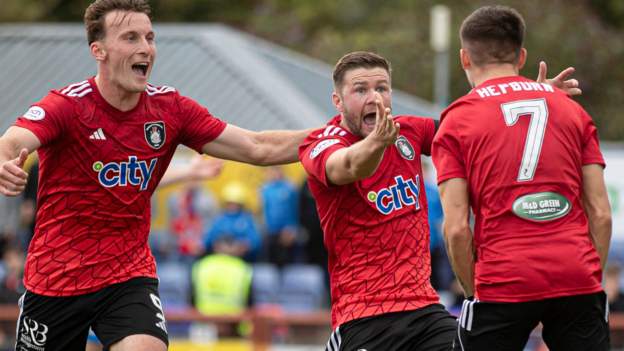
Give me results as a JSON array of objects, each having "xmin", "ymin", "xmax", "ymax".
[{"xmin": 512, "ymin": 191, "xmax": 571, "ymax": 222}]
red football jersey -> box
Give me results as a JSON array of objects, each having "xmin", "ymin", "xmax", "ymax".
[
  {"xmin": 14, "ymin": 78, "xmax": 226, "ymax": 296},
  {"xmin": 432, "ymin": 76, "xmax": 605, "ymax": 302},
  {"xmin": 299, "ymin": 115, "xmax": 439, "ymax": 328}
]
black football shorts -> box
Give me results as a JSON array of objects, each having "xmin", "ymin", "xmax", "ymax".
[
  {"xmin": 452, "ymin": 291, "xmax": 609, "ymax": 351},
  {"xmin": 325, "ymin": 303, "xmax": 457, "ymax": 351},
  {"xmin": 15, "ymin": 277, "xmax": 168, "ymax": 351}
]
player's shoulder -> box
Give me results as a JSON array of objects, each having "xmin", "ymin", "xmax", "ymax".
[
  {"xmin": 299, "ymin": 119, "xmax": 350, "ymax": 159},
  {"xmin": 304, "ymin": 115, "xmax": 347, "ymax": 142},
  {"xmin": 144, "ymin": 83, "xmax": 183, "ymax": 114},
  {"xmin": 146, "ymin": 83, "xmax": 177, "ymax": 97},
  {"xmin": 393, "ymin": 114, "xmax": 432, "ymax": 126},
  {"xmin": 49, "ymin": 79, "xmax": 95, "ymax": 105},
  {"xmin": 311, "ymin": 124, "xmax": 349, "ymax": 140},
  {"xmin": 302, "ymin": 124, "xmax": 348, "ymax": 149},
  {"xmin": 439, "ymin": 96, "xmax": 475, "ymax": 124}
]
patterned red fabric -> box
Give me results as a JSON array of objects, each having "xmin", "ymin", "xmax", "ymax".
[
  {"xmin": 14, "ymin": 77, "xmax": 226, "ymax": 296},
  {"xmin": 432, "ymin": 75, "xmax": 605, "ymax": 302},
  {"xmin": 299, "ymin": 115, "xmax": 439, "ymax": 328}
]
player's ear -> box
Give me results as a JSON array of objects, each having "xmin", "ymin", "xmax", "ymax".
[
  {"xmin": 332, "ymin": 91, "xmax": 344, "ymax": 113},
  {"xmin": 517, "ymin": 48, "xmax": 527, "ymax": 70},
  {"xmin": 90, "ymin": 41, "xmax": 106, "ymax": 62},
  {"xmin": 460, "ymin": 48, "xmax": 471, "ymax": 70}
]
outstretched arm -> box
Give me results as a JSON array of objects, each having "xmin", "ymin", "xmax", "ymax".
[
  {"xmin": 439, "ymin": 177, "xmax": 475, "ymax": 297},
  {"xmin": 158, "ymin": 155, "xmax": 224, "ymax": 188},
  {"xmin": 202, "ymin": 125, "xmax": 313, "ymax": 166},
  {"xmin": 325, "ymin": 93, "xmax": 399, "ymax": 185},
  {"xmin": 0, "ymin": 126, "xmax": 41, "ymax": 196}
]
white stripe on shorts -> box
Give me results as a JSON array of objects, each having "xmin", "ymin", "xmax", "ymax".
[
  {"xmin": 325, "ymin": 325, "xmax": 341, "ymax": 351},
  {"xmin": 14, "ymin": 292, "xmax": 25, "ymax": 350},
  {"xmin": 466, "ymin": 300, "xmax": 475, "ymax": 331}
]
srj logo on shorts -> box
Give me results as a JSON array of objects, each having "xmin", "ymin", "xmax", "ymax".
[
  {"xmin": 367, "ymin": 175, "xmax": 421, "ymax": 215},
  {"xmin": 20, "ymin": 316, "xmax": 49, "ymax": 349}
]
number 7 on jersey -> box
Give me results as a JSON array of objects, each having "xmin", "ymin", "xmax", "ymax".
[{"xmin": 500, "ymin": 99, "xmax": 549, "ymax": 182}]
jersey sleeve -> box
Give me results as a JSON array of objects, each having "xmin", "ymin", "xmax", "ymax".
[
  {"xmin": 176, "ymin": 95, "xmax": 227, "ymax": 153},
  {"xmin": 420, "ymin": 117, "xmax": 436, "ymax": 156},
  {"xmin": 579, "ymin": 107, "xmax": 605, "ymax": 167},
  {"xmin": 431, "ymin": 111, "xmax": 466, "ymax": 184},
  {"xmin": 14, "ymin": 91, "xmax": 73, "ymax": 146},
  {"xmin": 298, "ymin": 134, "xmax": 348, "ymax": 187}
]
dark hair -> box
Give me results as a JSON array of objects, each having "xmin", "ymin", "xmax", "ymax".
[
  {"xmin": 460, "ymin": 5, "xmax": 525, "ymax": 66},
  {"xmin": 84, "ymin": 0, "xmax": 151, "ymax": 45},
  {"xmin": 332, "ymin": 51, "xmax": 391, "ymax": 90}
]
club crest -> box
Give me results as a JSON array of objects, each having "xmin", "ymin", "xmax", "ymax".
[
  {"xmin": 144, "ymin": 121, "xmax": 166, "ymax": 149},
  {"xmin": 395, "ymin": 135, "xmax": 414, "ymax": 160}
]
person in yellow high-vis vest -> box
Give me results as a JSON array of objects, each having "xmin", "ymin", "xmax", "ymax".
[{"xmin": 192, "ymin": 242, "xmax": 253, "ymax": 315}]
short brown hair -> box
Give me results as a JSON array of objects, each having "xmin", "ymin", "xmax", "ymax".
[
  {"xmin": 332, "ymin": 51, "xmax": 391, "ymax": 90},
  {"xmin": 460, "ymin": 6, "xmax": 525, "ymax": 66},
  {"xmin": 84, "ymin": 0, "xmax": 151, "ymax": 45}
]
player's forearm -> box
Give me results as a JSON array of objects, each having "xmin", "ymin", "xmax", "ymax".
[
  {"xmin": 252, "ymin": 128, "xmax": 314, "ymax": 165},
  {"xmin": 157, "ymin": 167, "xmax": 190, "ymax": 188},
  {"xmin": 587, "ymin": 207, "xmax": 612, "ymax": 270},
  {"xmin": 326, "ymin": 137, "xmax": 386, "ymax": 185},
  {"xmin": 345, "ymin": 137, "xmax": 387, "ymax": 179},
  {"xmin": 0, "ymin": 127, "xmax": 41, "ymax": 159},
  {"xmin": 0, "ymin": 135, "xmax": 21, "ymax": 163},
  {"xmin": 581, "ymin": 164, "xmax": 612, "ymax": 270},
  {"xmin": 439, "ymin": 178, "xmax": 474, "ymax": 296},
  {"xmin": 445, "ymin": 222, "xmax": 475, "ymax": 296},
  {"xmin": 0, "ymin": 128, "xmax": 36, "ymax": 197}
]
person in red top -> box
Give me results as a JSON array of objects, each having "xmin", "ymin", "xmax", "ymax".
[
  {"xmin": 0, "ymin": 1, "xmax": 309, "ymax": 350},
  {"xmin": 432, "ymin": 5, "xmax": 612, "ymax": 351},
  {"xmin": 299, "ymin": 51, "xmax": 455, "ymax": 351}
]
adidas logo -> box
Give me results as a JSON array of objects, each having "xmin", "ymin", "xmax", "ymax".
[{"xmin": 89, "ymin": 128, "xmax": 106, "ymax": 140}]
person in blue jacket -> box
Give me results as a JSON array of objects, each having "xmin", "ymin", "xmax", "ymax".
[{"xmin": 203, "ymin": 182, "xmax": 261, "ymax": 262}]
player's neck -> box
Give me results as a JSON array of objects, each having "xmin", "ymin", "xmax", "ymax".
[
  {"xmin": 469, "ymin": 64, "xmax": 519, "ymax": 87},
  {"xmin": 94, "ymin": 75, "xmax": 141, "ymax": 112}
]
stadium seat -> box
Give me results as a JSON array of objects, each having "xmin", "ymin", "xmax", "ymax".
[
  {"xmin": 158, "ymin": 260, "xmax": 192, "ymax": 310},
  {"xmin": 251, "ymin": 263, "xmax": 281, "ymax": 306},
  {"xmin": 278, "ymin": 264, "xmax": 326, "ymax": 312}
]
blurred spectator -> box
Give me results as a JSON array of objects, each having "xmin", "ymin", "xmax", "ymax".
[
  {"xmin": 0, "ymin": 198, "xmax": 18, "ymax": 246},
  {"xmin": 150, "ymin": 155, "xmax": 223, "ymax": 261},
  {"xmin": 260, "ymin": 166, "xmax": 300, "ymax": 267},
  {"xmin": 605, "ymin": 263, "xmax": 624, "ymax": 312},
  {"xmin": 168, "ymin": 184, "xmax": 218, "ymax": 261},
  {"xmin": 299, "ymin": 177, "xmax": 326, "ymax": 269},
  {"xmin": 192, "ymin": 238, "xmax": 252, "ymax": 314},
  {"xmin": 0, "ymin": 246, "xmax": 23, "ymax": 351},
  {"xmin": 17, "ymin": 159, "xmax": 38, "ymax": 251},
  {"xmin": 298, "ymin": 177, "xmax": 330, "ymax": 303},
  {"xmin": 192, "ymin": 237, "xmax": 252, "ymax": 338},
  {"xmin": 203, "ymin": 183, "xmax": 261, "ymax": 262},
  {"xmin": 423, "ymin": 161, "xmax": 453, "ymax": 291},
  {"xmin": 0, "ymin": 246, "xmax": 25, "ymax": 303}
]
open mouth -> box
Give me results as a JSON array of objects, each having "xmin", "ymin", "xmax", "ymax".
[
  {"xmin": 362, "ymin": 112, "xmax": 376, "ymax": 126},
  {"xmin": 131, "ymin": 63, "xmax": 149, "ymax": 77}
]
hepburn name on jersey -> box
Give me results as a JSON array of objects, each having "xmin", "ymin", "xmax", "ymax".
[{"xmin": 476, "ymin": 81, "xmax": 554, "ymax": 98}]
